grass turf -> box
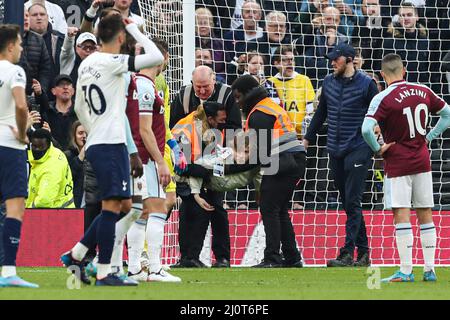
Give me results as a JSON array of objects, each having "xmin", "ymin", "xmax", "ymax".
[{"xmin": 0, "ymin": 267, "xmax": 449, "ymax": 300}]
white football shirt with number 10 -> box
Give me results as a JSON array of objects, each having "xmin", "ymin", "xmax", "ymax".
[{"xmin": 76, "ymin": 52, "xmax": 131, "ymax": 150}]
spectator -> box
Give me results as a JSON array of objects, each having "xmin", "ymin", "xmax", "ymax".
[
  {"xmin": 26, "ymin": 128, "xmax": 75, "ymax": 208},
  {"xmin": 352, "ymin": 0, "xmax": 388, "ymax": 74},
  {"xmin": 81, "ymin": 0, "xmax": 144, "ymax": 34},
  {"xmin": 25, "ymin": 0, "xmax": 68, "ymax": 34},
  {"xmin": 170, "ymin": 65, "xmax": 242, "ymax": 130},
  {"xmin": 303, "ymin": 43, "xmax": 379, "ymax": 267},
  {"xmin": 332, "ymin": 0, "xmax": 365, "ymax": 38},
  {"xmin": 64, "ymin": 121, "xmax": 87, "ymax": 208},
  {"xmin": 20, "ymin": 9, "xmax": 53, "ymax": 96},
  {"xmin": 36, "ymin": 74, "xmax": 78, "ymax": 150},
  {"xmin": 28, "ymin": 3, "xmax": 64, "ymax": 78},
  {"xmin": 382, "ymin": 2, "xmax": 432, "ymax": 86},
  {"xmin": 295, "ymin": 0, "xmax": 330, "ymax": 36},
  {"xmin": 259, "ymin": 0, "xmax": 303, "ymax": 34},
  {"xmin": 223, "ymin": 0, "xmax": 266, "ymax": 70},
  {"xmin": 269, "ymin": 45, "xmax": 316, "ymax": 138},
  {"xmin": 195, "ymin": 7, "xmax": 226, "ymax": 82},
  {"xmin": 60, "ymin": 30, "xmax": 98, "ymax": 87},
  {"xmin": 300, "ymin": 6, "xmax": 350, "ymax": 87}
]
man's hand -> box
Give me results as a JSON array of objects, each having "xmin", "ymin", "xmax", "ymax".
[
  {"xmin": 325, "ymin": 27, "xmax": 337, "ymax": 46},
  {"xmin": 130, "ymin": 153, "xmax": 143, "ymax": 178},
  {"xmin": 378, "ymin": 142, "xmax": 395, "ymax": 156},
  {"xmin": 302, "ymin": 138, "xmax": 310, "ymax": 150},
  {"xmin": 42, "ymin": 121, "xmax": 51, "ymax": 132},
  {"xmin": 158, "ymin": 160, "xmax": 171, "ymax": 188},
  {"xmin": 9, "ymin": 125, "xmax": 29, "ymax": 145},
  {"xmin": 123, "ymin": 17, "xmax": 134, "ymax": 26},
  {"xmin": 32, "ymin": 79, "xmax": 42, "ymax": 96},
  {"xmin": 27, "ymin": 110, "xmax": 41, "ymax": 129},
  {"xmin": 67, "ymin": 27, "xmax": 79, "ymax": 38},
  {"xmin": 194, "ymin": 194, "xmax": 215, "ymax": 212}
]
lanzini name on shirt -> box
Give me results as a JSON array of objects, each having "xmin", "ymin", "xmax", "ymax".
[{"xmin": 395, "ymin": 88, "xmax": 427, "ymax": 104}]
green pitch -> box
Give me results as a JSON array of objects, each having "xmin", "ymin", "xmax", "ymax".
[{"xmin": 0, "ymin": 267, "xmax": 449, "ymax": 300}]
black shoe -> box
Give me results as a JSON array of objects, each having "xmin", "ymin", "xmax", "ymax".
[
  {"xmin": 189, "ymin": 258, "xmax": 207, "ymax": 268},
  {"xmin": 60, "ymin": 251, "xmax": 91, "ymax": 285},
  {"xmin": 282, "ymin": 259, "xmax": 303, "ymax": 268},
  {"xmin": 95, "ymin": 273, "xmax": 138, "ymax": 286},
  {"xmin": 252, "ymin": 260, "xmax": 283, "ymax": 268},
  {"xmin": 327, "ymin": 251, "xmax": 354, "ymax": 267},
  {"xmin": 212, "ymin": 258, "xmax": 230, "ymax": 268},
  {"xmin": 171, "ymin": 258, "xmax": 207, "ymax": 268},
  {"xmin": 354, "ymin": 252, "xmax": 370, "ymax": 267}
]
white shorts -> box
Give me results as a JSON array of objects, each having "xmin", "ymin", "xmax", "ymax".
[
  {"xmin": 133, "ymin": 161, "xmax": 166, "ymax": 200},
  {"xmin": 384, "ymin": 171, "xmax": 434, "ymax": 209}
]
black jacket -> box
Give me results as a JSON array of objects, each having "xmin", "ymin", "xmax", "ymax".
[
  {"xmin": 20, "ymin": 30, "xmax": 53, "ymax": 95},
  {"xmin": 170, "ymin": 82, "xmax": 242, "ymax": 130},
  {"xmin": 41, "ymin": 23, "xmax": 65, "ymax": 77},
  {"xmin": 64, "ymin": 147, "xmax": 84, "ymax": 208}
]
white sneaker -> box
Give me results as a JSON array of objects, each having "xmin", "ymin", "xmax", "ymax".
[
  {"xmin": 148, "ymin": 268, "xmax": 181, "ymax": 282},
  {"xmin": 127, "ymin": 269, "xmax": 149, "ymax": 282}
]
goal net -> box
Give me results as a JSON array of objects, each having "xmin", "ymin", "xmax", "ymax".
[{"xmin": 137, "ymin": 0, "xmax": 450, "ymax": 266}]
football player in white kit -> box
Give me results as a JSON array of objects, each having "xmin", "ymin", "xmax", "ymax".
[
  {"xmin": 60, "ymin": 12, "xmax": 165, "ymax": 286},
  {"xmin": 0, "ymin": 24, "xmax": 38, "ymax": 288}
]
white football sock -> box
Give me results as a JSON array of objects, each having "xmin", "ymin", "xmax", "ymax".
[
  {"xmin": 111, "ymin": 208, "xmax": 142, "ymax": 272},
  {"xmin": 395, "ymin": 223, "xmax": 413, "ymax": 275},
  {"xmin": 97, "ymin": 263, "xmax": 111, "ymax": 280},
  {"xmin": 1, "ymin": 266, "xmax": 16, "ymax": 278},
  {"xmin": 71, "ymin": 242, "xmax": 89, "ymax": 262},
  {"xmin": 127, "ymin": 218, "xmax": 147, "ymax": 274},
  {"xmin": 146, "ymin": 213, "xmax": 166, "ymax": 273},
  {"xmin": 420, "ymin": 223, "xmax": 436, "ymax": 272}
]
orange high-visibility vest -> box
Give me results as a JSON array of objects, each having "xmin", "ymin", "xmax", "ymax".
[
  {"xmin": 245, "ymin": 97, "xmax": 301, "ymax": 155},
  {"xmin": 172, "ymin": 113, "xmax": 225, "ymax": 162}
]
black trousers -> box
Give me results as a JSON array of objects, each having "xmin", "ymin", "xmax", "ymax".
[
  {"xmin": 329, "ymin": 147, "xmax": 372, "ymax": 256},
  {"xmin": 259, "ymin": 152, "xmax": 306, "ymax": 264},
  {"xmin": 178, "ymin": 190, "xmax": 230, "ymax": 261}
]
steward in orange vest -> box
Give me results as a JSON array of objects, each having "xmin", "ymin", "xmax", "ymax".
[{"xmin": 231, "ymin": 75, "xmax": 306, "ymax": 268}]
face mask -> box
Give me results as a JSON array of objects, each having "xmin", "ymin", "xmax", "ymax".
[
  {"xmin": 216, "ymin": 123, "xmax": 227, "ymax": 131},
  {"xmin": 32, "ymin": 149, "xmax": 47, "ymax": 160}
]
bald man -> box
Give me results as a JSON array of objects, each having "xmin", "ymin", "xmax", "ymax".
[
  {"xmin": 169, "ymin": 65, "xmax": 242, "ymax": 268},
  {"xmin": 170, "ymin": 65, "xmax": 242, "ymax": 129}
]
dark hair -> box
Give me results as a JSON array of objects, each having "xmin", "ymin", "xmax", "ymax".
[
  {"xmin": 203, "ymin": 101, "xmax": 225, "ymax": 117},
  {"xmin": 272, "ymin": 44, "xmax": 297, "ymax": 64},
  {"xmin": 31, "ymin": 128, "xmax": 52, "ymax": 145},
  {"xmin": 0, "ymin": 24, "xmax": 20, "ymax": 53},
  {"xmin": 152, "ymin": 37, "xmax": 169, "ymax": 55},
  {"xmin": 231, "ymin": 74, "xmax": 260, "ymax": 96},
  {"xmin": 97, "ymin": 13, "xmax": 125, "ymax": 44}
]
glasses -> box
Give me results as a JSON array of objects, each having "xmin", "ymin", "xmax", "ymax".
[{"xmin": 78, "ymin": 44, "xmax": 97, "ymax": 52}]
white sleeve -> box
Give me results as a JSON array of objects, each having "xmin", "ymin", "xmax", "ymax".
[
  {"xmin": 74, "ymin": 81, "xmax": 92, "ymax": 133},
  {"xmin": 59, "ymin": 35, "xmax": 76, "ymax": 75},
  {"xmin": 125, "ymin": 23, "xmax": 164, "ymax": 70},
  {"xmin": 136, "ymin": 77, "xmax": 155, "ymax": 114},
  {"xmin": 10, "ymin": 66, "xmax": 26, "ymax": 89},
  {"xmin": 108, "ymin": 54, "xmax": 130, "ymax": 75}
]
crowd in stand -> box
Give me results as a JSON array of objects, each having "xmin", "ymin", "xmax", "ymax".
[{"xmin": 2, "ymin": 0, "xmax": 450, "ymax": 211}]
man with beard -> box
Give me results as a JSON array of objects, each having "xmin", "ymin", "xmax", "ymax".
[{"xmin": 303, "ymin": 43, "xmax": 379, "ymax": 267}]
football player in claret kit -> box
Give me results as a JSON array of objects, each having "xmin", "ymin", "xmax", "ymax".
[
  {"xmin": 362, "ymin": 53, "xmax": 450, "ymax": 283},
  {"xmin": 60, "ymin": 12, "xmax": 164, "ymax": 286},
  {"xmin": 126, "ymin": 41, "xmax": 183, "ymax": 283},
  {"xmin": 0, "ymin": 24, "xmax": 38, "ymax": 288}
]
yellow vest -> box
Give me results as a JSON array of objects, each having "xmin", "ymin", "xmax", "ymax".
[
  {"xmin": 27, "ymin": 144, "xmax": 75, "ymax": 208},
  {"xmin": 269, "ymin": 73, "xmax": 315, "ymax": 136}
]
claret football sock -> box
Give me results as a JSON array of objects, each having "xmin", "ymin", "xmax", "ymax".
[
  {"xmin": 395, "ymin": 223, "xmax": 413, "ymax": 275},
  {"xmin": 146, "ymin": 213, "xmax": 166, "ymax": 273},
  {"xmin": 420, "ymin": 223, "xmax": 436, "ymax": 272}
]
